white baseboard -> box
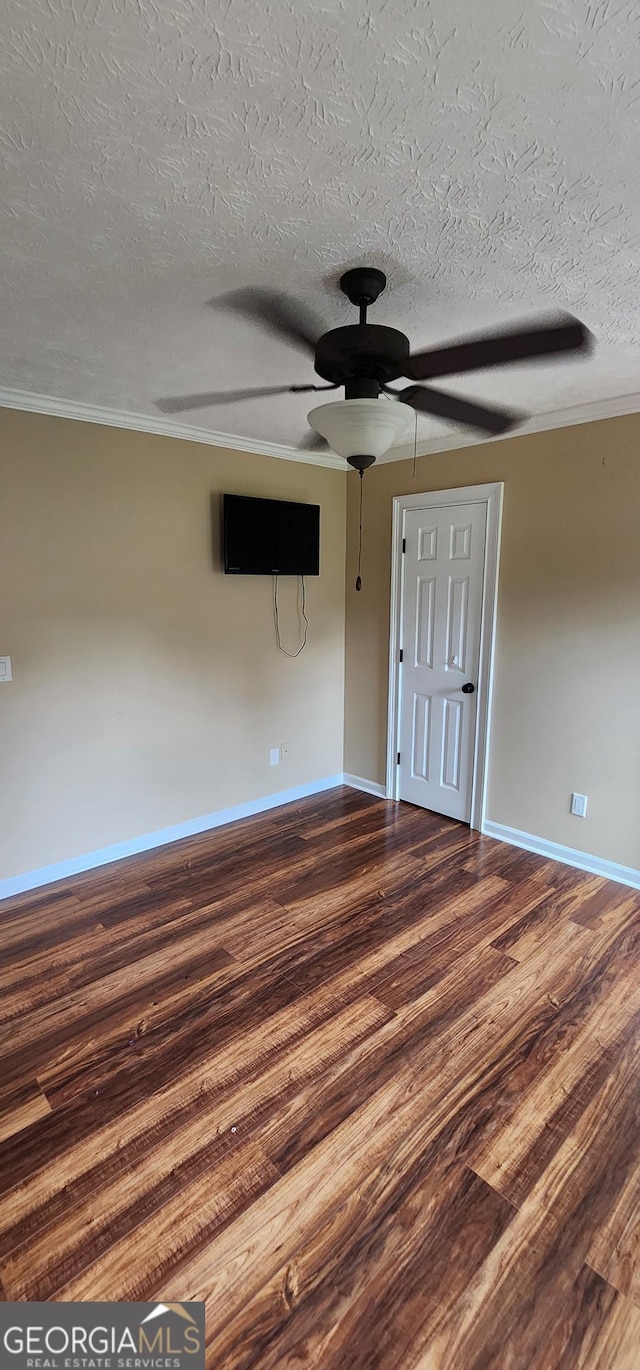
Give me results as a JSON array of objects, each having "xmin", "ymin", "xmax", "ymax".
[
  {"xmin": 344, "ymin": 773, "xmax": 388, "ymax": 799},
  {"xmin": 481, "ymin": 819, "xmax": 640, "ymax": 890},
  {"xmin": 0, "ymin": 774, "xmax": 345, "ymax": 902},
  {"xmin": 8, "ymin": 787, "xmax": 635, "ymax": 904}
]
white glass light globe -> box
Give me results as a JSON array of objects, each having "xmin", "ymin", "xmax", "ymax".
[{"xmin": 307, "ymin": 398, "xmax": 411, "ymax": 460}]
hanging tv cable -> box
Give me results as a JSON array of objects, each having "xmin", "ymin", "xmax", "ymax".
[{"xmin": 273, "ymin": 574, "xmax": 308, "ymax": 656}]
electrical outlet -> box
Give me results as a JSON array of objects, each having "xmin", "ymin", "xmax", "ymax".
[
  {"xmin": 0, "ymin": 656, "xmax": 12, "ymax": 682},
  {"xmin": 571, "ymin": 792, "xmax": 588, "ymax": 818},
  {"xmin": 269, "ymin": 747, "xmax": 280, "ymax": 767},
  {"xmin": 280, "ymin": 743, "xmax": 289, "ymax": 760}
]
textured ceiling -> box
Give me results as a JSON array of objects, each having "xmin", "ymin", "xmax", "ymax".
[{"xmin": 1, "ymin": 0, "xmax": 639, "ymax": 457}]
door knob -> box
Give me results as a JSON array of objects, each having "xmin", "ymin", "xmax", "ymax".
[{"xmin": 461, "ymin": 682, "xmax": 475, "ymax": 694}]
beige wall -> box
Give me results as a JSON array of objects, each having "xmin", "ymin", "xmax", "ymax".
[
  {"xmin": 345, "ymin": 413, "xmax": 640, "ymax": 871},
  {"xmin": 0, "ymin": 408, "xmax": 346, "ymax": 881},
  {"xmin": 3, "ymin": 404, "xmax": 639, "ymax": 884}
]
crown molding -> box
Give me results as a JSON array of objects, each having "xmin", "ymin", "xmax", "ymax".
[
  {"xmin": 2, "ymin": 383, "xmax": 640, "ymax": 470},
  {"xmin": 383, "ymin": 388, "xmax": 640, "ymax": 463},
  {"xmin": 0, "ymin": 387, "xmax": 346, "ymax": 470}
]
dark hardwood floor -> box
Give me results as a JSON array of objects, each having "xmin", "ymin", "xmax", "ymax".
[{"xmin": 1, "ymin": 787, "xmax": 639, "ymax": 1367}]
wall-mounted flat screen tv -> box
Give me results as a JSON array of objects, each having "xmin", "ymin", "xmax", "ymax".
[{"xmin": 223, "ymin": 494, "xmax": 320, "ymax": 576}]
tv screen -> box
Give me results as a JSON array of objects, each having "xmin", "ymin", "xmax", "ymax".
[{"xmin": 223, "ymin": 494, "xmax": 320, "ymax": 576}]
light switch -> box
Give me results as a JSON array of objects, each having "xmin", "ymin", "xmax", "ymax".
[{"xmin": 0, "ymin": 657, "xmax": 11, "ymax": 682}]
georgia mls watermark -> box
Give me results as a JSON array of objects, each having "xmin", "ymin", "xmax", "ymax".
[{"xmin": 0, "ymin": 1303, "xmax": 205, "ymax": 1370}]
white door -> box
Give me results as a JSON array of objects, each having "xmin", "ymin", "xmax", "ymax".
[{"xmin": 397, "ymin": 501, "xmax": 487, "ymax": 822}]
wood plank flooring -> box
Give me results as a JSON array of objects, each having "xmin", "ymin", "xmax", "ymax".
[{"xmin": 1, "ymin": 787, "xmax": 640, "ymax": 1367}]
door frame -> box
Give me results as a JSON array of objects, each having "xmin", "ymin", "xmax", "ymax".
[{"xmin": 386, "ymin": 482, "xmax": 504, "ymax": 830}]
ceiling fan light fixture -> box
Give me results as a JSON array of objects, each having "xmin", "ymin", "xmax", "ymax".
[{"xmin": 306, "ymin": 398, "xmax": 411, "ymax": 463}]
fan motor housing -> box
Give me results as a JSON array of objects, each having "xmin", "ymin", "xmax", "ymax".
[{"xmin": 314, "ymin": 324, "xmax": 410, "ymax": 388}]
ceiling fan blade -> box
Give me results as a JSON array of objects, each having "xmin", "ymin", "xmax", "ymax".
[
  {"xmin": 155, "ymin": 383, "xmax": 325, "ymax": 414},
  {"xmin": 209, "ymin": 287, "xmax": 325, "ymax": 355},
  {"xmin": 405, "ymin": 316, "xmax": 592, "ymax": 381},
  {"xmin": 395, "ymin": 385, "xmax": 526, "ymax": 435}
]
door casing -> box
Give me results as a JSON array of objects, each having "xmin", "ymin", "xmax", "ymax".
[{"xmin": 386, "ymin": 482, "xmax": 503, "ymax": 830}]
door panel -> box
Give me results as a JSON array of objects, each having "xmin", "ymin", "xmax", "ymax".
[
  {"xmin": 411, "ymin": 692, "xmax": 431, "ymax": 781},
  {"xmin": 398, "ymin": 501, "xmax": 487, "ymax": 822},
  {"xmin": 446, "ymin": 576, "xmax": 469, "ymax": 673},
  {"xmin": 441, "ymin": 696, "xmax": 462, "ymax": 791},
  {"xmin": 416, "ymin": 577, "xmax": 436, "ymax": 667}
]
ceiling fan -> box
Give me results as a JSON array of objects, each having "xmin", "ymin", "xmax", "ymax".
[{"xmin": 157, "ymin": 267, "xmax": 592, "ymax": 469}]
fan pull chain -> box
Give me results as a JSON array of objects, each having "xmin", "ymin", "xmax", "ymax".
[
  {"xmin": 412, "ymin": 405, "xmax": 418, "ymax": 480},
  {"xmin": 355, "ymin": 471, "xmax": 364, "ymax": 591}
]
